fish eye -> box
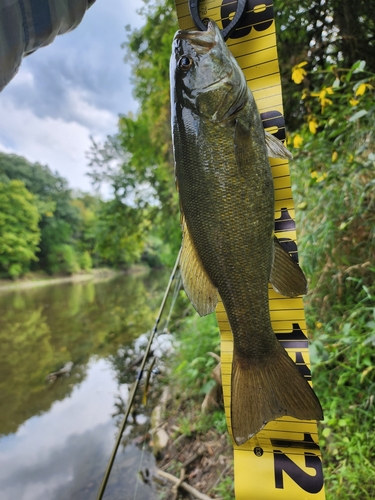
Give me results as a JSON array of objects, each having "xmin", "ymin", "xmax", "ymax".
[{"xmin": 178, "ymin": 55, "xmax": 193, "ymax": 71}]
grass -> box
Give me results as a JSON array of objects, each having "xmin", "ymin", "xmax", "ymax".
[
  {"xmin": 167, "ymin": 308, "xmax": 226, "ymax": 432},
  {"xmin": 158, "ymin": 308, "xmax": 234, "ymax": 498}
]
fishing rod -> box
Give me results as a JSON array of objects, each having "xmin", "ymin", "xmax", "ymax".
[{"xmin": 96, "ymin": 248, "xmax": 182, "ymax": 500}]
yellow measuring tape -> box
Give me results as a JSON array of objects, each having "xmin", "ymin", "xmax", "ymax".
[{"xmin": 173, "ymin": 1, "xmax": 325, "ymax": 498}]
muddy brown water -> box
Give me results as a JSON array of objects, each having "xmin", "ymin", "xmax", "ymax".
[{"xmin": 0, "ymin": 270, "xmax": 175, "ymax": 500}]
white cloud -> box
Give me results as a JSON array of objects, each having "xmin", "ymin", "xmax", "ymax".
[
  {"xmin": 0, "ymin": 99, "xmax": 95, "ymax": 191},
  {"xmin": 65, "ymin": 87, "xmax": 117, "ymax": 132},
  {"xmin": 0, "ymin": 0, "xmax": 145, "ymax": 192}
]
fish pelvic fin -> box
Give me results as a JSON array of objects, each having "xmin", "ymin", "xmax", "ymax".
[
  {"xmin": 231, "ymin": 346, "xmax": 323, "ymax": 446},
  {"xmin": 270, "ymin": 237, "xmax": 308, "ymax": 297},
  {"xmin": 265, "ymin": 130, "xmax": 293, "ymax": 159},
  {"xmin": 180, "ymin": 215, "xmax": 218, "ymax": 316}
]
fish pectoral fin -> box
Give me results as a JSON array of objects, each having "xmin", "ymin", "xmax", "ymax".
[
  {"xmin": 180, "ymin": 216, "xmax": 218, "ymax": 316},
  {"xmin": 231, "ymin": 345, "xmax": 323, "ymax": 446},
  {"xmin": 270, "ymin": 237, "xmax": 307, "ymax": 297},
  {"xmin": 265, "ymin": 131, "xmax": 293, "ymax": 159}
]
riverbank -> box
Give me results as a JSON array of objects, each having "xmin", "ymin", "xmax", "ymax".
[
  {"xmin": 0, "ymin": 265, "xmax": 150, "ymax": 292},
  {"xmin": 146, "ymin": 313, "xmax": 235, "ymax": 499},
  {"xmin": 151, "ymin": 386, "xmax": 234, "ymax": 500}
]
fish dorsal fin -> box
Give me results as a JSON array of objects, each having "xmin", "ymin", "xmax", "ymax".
[
  {"xmin": 265, "ymin": 131, "xmax": 293, "ymax": 159},
  {"xmin": 270, "ymin": 236, "xmax": 307, "ymax": 297},
  {"xmin": 180, "ymin": 215, "xmax": 218, "ymax": 316}
]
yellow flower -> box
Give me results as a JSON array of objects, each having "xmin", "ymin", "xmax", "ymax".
[
  {"xmin": 350, "ymin": 97, "xmax": 359, "ymax": 106},
  {"xmin": 311, "ymin": 171, "xmax": 327, "ymax": 182},
  {"xmin": 332, "ymin": 151, "xmax": 338, "ymax": 162},
  {"xmin": 355, "ymin": 83, "xmax": 373, "ymax": 97},
  {"xmin": 309, "ymin": 118, "xmax": 318, "ymax": 134},
  {"xmin": 321, "ymin": 97, "xmax": 333, "ymax": 110},
  {"xmin": 316, "ymin": 322, "xmax": 323, "ymax": 329},
  {"xmin": 293, "ymin": 134, "xmax": 304, "ymax": 148},
  {"xmin": 318, "ymin": 174, "xmax": 327, "ymax": 182},
  {"xmin": 291, "ymin": 61, "xmax": 308, "ymax": 84},
  {"xmin": 311, "ymin": 87, "xmax": 334, "ymax": 111}
]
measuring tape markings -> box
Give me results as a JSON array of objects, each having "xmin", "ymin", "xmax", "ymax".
[{"xmin": 174, "ymin": 0, "xmax": 325, "ymax": 498}]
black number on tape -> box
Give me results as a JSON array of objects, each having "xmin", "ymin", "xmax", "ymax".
[
  {"xmin": 278, "ymin": 238, "xmax": 298, "ymax": 263},
  {"xmin": 273, "ymin": 451, "xmax": 324, "ymax": 493},
  {"xmin": 221, "ymin": 0, "xmax": 274, "ymax": 39},
  {"xmin": 275, "ymin": 323, "xmax": 308, "ymax": 349},
  {"xmin": 274, "ymin": 210, "xmax": 299, "ymax": 262},
  {"xmin": 294, "ymin": 351, "xmax": 312, "ymax": 381},
  {"xmin": 274, "ymin": 208, "xmax": 296, "ymax": 232},
  {"xmin": 261, "ymin": 110, "xmax": 286, "ymax": 142},
  {"xmin": 271, "ymin": 433, "xmax": 320, "ymax": 451}
]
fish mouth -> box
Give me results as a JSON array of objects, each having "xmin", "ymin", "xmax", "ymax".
[{"xmin": 174, "ymin": 20, "xmax": 218, "ymax": 54}]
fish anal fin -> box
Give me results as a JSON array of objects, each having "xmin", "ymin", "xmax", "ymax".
[
  {"xmin": 265, "ymin": 130, "xmax": 293, "ymax": 159},
  {"xmin": 270, "ymin": 237, "xmax": 307, "ymax": 297},
  {"xmin": 231, "ymin": 345, "xmax": 323, "ymax": 446},
  {"xmin": 180, "ymin": 216, "xmax": 218, "ymax": 316}
]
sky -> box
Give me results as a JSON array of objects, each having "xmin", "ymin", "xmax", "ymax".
[{"xmin": 0, "ymin": 0, "xmax": 145, "ymax": 193}]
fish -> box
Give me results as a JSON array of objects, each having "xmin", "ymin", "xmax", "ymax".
[{"xmin": 170, "ymin": 19, "xmax": 323, "ymax": 446}]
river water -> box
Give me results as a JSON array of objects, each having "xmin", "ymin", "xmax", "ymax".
[{"xmin": 0, "ymin": 270, "xmax": 175, "ymax": 500}]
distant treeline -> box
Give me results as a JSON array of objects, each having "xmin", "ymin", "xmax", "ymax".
[{"xmin": 0, "ymin": 152, "xmax": 172, "ymax": 279}]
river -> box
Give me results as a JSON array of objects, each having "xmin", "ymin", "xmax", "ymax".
[{"xmin": 0, "ymin": 270, "xmax": 176, "ymax": 500}]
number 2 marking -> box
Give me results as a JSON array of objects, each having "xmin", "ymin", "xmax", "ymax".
[{"xmin": 274, "ymin": 451, "xmax": 324, "ymax": 493}]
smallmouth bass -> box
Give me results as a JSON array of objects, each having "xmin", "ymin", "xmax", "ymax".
[{"xmin": 170, "ymin": 20, "xmax": 323, "ymax": 445}]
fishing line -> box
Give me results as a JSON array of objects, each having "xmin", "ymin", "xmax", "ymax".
[
  {"xmin": 164, "ymin": 271, "xmax": 182, "ymax": 332},
  {"xmin": 142, "ymin": 271, "xmax": 181, "ymax": 405},
  {"xmin": 96, "ymin": 248, "xmax": 182, "ymax": 500},
  {"xmin": 133, "ymin": 272, "xmax": 182, "ymax": 500}
]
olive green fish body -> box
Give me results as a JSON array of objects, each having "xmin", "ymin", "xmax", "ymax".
[
  {"xmin": 171, "ymin": 20, "xmax": 323, "ymax": 445},
  {"xmin": 175, "ymin": 102, "xmax": 276, "ymax": 360}
]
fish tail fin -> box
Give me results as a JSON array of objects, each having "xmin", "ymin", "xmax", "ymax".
[{"xmin": 231, "ymin": 346, "xmax": 323, "ymax": 446}]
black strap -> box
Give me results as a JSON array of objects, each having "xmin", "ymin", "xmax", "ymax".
[{"xmin": 188, "ymin": 0, "xmax": 247, "ymax": 40}]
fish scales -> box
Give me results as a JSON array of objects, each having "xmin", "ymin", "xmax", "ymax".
[
  {"xmin": 170, "ymin": 20, "xmax": 323, "ymax": 445},
  {"xmin": 176, "ymin": 110, "xmax": 277, "ymax": 360}
]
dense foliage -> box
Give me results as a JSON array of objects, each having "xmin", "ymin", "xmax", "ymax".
[
  {"xmin": 0, "ymin": 153, "xmax": 98, "ymax": 277},
  {"xmin": 0, "ymin": 180, "xmax": 41, "ymax": 278},
  {"xmin": 0, "ymin": 153, "xmax": 153, "ymax": 277},
  {"xmin": 274, "ymin": 0, "xmax": 375, "ymax": 129},
  {"xmin": 288, "ymin": 58, "xmax": 375, "ymax": 498}
]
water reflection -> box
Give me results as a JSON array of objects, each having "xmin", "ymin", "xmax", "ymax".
[{"xmin": 0, "ymin": 271, "xmax": 171, "ymax": 500}]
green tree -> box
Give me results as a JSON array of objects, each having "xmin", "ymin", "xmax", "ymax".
[
  {"xmin": 0, "ymin": 180, "xmax": 41, "ymax": 278},
  {"xmin": 88, "ymin": 0, "xmax": 180, "ymax": 266},
  {"xmin": 94, "ymin": 198, "xmax": 148, "ymax": 268},
  {"xmin": 274, "ymin": 0, "xmax": 375, "ymax": 129},
  {"xmin": 0, "ymin": 152, "xmax": 82, "ymax": 273},
  {"xmin": 70, "ymin": 192, "xmax": 101, "ymax": 267}
]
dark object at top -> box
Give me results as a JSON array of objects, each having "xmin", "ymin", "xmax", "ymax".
[{"xmin": 188, "ymin": 0, "xmax": 247, "ymax": 40}]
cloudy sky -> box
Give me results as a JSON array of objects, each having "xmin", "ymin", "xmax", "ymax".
[{"xmin": 0, "ymin": 0, "xmax": 145, "ymax": 193}]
